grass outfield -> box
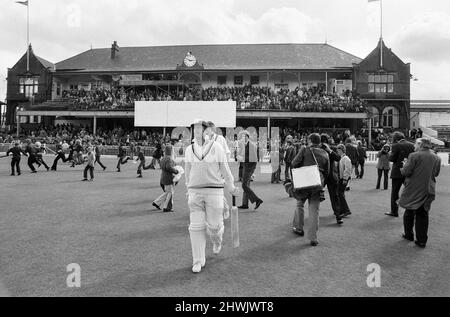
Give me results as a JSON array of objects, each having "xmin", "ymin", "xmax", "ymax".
[{"xmin": 0, "ymin": 156, "xmax": 449, "ymax": 297}]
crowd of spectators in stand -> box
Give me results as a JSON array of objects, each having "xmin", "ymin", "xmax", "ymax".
[
  {"xmin": 63, "ymin": 88, "xmax": 135, "ymax": 111},
  {"xmin": 1, "ymin": 123, "xmax": 169, "ymax": 147},
  {"xmin": 62, "ymin": 85, "xmax": 368, "ymax": 113}
]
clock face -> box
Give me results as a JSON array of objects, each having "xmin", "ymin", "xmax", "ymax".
[{"xmin": 184, "ymin": 54, "xmax": 197, "ymax": 67}]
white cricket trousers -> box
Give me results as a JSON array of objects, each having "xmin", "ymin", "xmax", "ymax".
[{"xmin": 188, "ymin": 188, "xmax": 225, "ymax": 267}]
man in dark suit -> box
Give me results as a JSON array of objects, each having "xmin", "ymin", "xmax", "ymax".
[
  {"xmin": 284, "ymin": 135, "xmax": 296, "ymax": 181},
  {"xmin": 399, "ymin": 138, "xmax": 440, "ymax": 248},
  {"xmin": 7, "ymin": 142, "xmax": 27, "ymax": 176},
  {"xmin": 355, "ymin": 141, "xmax": 367, "ymax": 179},
  {"xmin": 386, "ymin": 131, "xmax": 415, "ymax": 217},
  {"xmin": 24, "ymin": 140, "xmax": 38, "ymax": 173},
  {"xmin": 321, "ymin": 134, "xmax": 342, "ymax": 224},
  {"xmin": 237, "ymin": 131, "xmax": 263, "ymax": 211},
  {"xmin": 152, "ymin": 145, "xmax": 179, "ymax": 212},
  {"xmin": 345, "ymin": 138, "xmax": 358, "ymax": 180}
]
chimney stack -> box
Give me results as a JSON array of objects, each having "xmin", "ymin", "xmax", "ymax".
[{"xmin": 111, "ymin": 41, "xmax": 119, "ymax": 59}]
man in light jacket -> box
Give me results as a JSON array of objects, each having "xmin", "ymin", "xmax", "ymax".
[
  {"xmin": 336, "ymin": 144, "xmax": 352, "ymax": 219},
  {"xmin": 399, "ymin": 138, "xmax": 441, "ymax": 248}
]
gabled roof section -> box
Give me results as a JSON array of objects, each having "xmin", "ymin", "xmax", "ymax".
[
  {"xmin": 55, "ymin": 43, "xmax": 363, "ymax": 73},
  {"xmin": 356, "ymin": 39, "xmax": 408, "ymax": 70},
  {"xmin": 10, "ymin": 45, "xmax": 54, "ymax": 72},
  {"xmin": 36, "ymin": 56, "xmax": 55, "ymax": 71}
]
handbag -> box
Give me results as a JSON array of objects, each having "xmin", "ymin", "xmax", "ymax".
[{"xmin": 291, "ymin": 147, "xmax": 323, "ymax": 191}]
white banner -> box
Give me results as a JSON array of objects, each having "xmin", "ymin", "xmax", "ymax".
[{"xmin": 134, "ymin": 101, "xmax": 236, "ymax": 127}]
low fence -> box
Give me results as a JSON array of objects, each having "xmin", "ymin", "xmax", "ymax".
[
  {"xmin": 250, "ymin": 151, "xmax": 450, "ymax": 167},
  {"xmin": 0, "ymin": 143, "xmax": 156, "ymax": 157},
  {"xmin": 1, "ymin": 144, "xmax": 449, "ymax": 166}
]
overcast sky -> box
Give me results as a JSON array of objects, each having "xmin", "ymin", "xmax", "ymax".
[{"xmin": 1, "ymin": 0, "xmax": 450, "ymax": 102}]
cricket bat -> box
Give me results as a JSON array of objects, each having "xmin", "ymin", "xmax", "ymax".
[{"xmin": 231, "ymin": 196, "xmax": 240, "ymax": 248}]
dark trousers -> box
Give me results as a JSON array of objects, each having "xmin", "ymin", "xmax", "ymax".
[
  {"xmin": 11, "ymin": 158, "xmax": 21, "ymax": 175},
  {"xmin": 143, "ymin": 158, "xmax": 159, "ymax": 170},
  {"xmin": 271, "ymin": 165, "xmax": 281, "ymax": 183},
  {"xmin": 356, "ymin": 161, "xmax": 365, "ymax": 178},
  {"xmin": 52, "ymin": 152, "xmax": 68, "ymax": 170},
  {"xmin": 404, "ymin": 205, "xmax": 429, "ymax": 244},
  {"xmin": 137, "ymin": 161, "xmax": 145, "ymax": 175},
  {"xmin": 327, "ymin": 180, "xmax": 341, "ymax": 217},
  {"xmin": 28, "ymin": 156, "xmax": 37, "ymax": 172},
  {"xmin": 337, "ymin": 180, "xmax": 350, "ymax": 215},
  {"xmin": 391, "ymin": 178, "xmax": 404, "ymax": 215},
  {"xmin": 376, "ymin": 169, "xmax": 389, "ymax": 189},
  {"xmin": 83, "ymin": 165, "xmax": 94, "ymax": 179},
  {"xmin": 238, "ymin": 162, "xmax": 243, "ymax": 181},
  {"xmin": 242, "ymin": 162, "xmax": 260, "ymax": 207},
  {"xmin": 37, "ymin": 156, "xmax": 49, "ymax": 169},
  {"xmin": 352, "ymin": 164, "xmax": 358, "ymax": 178},
  {"xmin": 116, "ymin": 156, "xmax": 130, "ymax": 169},
  {"xmin": 149, "ymin": 157, "xmax": 160, "ymax": 168},
  {"xmin": 95, "ymin": 156, "xmax": 106, "ymax": 169},
  {"xmin": 284, "ymin": 163, "xmax": 291, "ymax": 181}
]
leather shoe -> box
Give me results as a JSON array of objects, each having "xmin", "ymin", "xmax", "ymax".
[
  {"xmin": 310, "ymin": 240, "xmax": 319, "ymax": 247},
  {"xmin": 152, "ymin": 202, "xmax": 161, "ymax": 210},
  {"xmin": 237, "ymin": 205, "xmax": 249, "ymax": 210},
  {"xmin": 255, "ymin": 200, "xmax": 263, "ymax": 210},
  {"xmin": 402, "ymin": 234, "xmax": 414, "ymax": 242},
  {"xmin": 415, "ymin": 241, "xmax": 426, "ymax": 248},
  {"xmin": 292, "ymin": 228, "xmax": 304, "ymax": 237},
  {"xmin": 385, "ymin": 212, "xmax": 399, "ymax": 218}
]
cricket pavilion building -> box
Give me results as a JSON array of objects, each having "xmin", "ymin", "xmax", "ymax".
[{"xmin": 7, "ymin": 40, "xmax": 412, "ymax": 135}]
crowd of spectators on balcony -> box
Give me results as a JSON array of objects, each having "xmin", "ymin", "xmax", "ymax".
[
  {"xmin": 61, "ymin": 85, "xmax": 368, "ymax": 113},
  {"xmin": 62, "ymin": 88, "xmax": 135, "ymax": 111}
]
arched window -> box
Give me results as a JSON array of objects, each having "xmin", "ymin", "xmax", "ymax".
[
  {"xmin": 382, "ymin": 106, "xmax": 399, "ymax": 128},
  {"xmin": 369, "ymin": 106, "xmax": 380, "ymax": 128}
]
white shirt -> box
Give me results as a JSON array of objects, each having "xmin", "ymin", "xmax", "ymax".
[{"xmin": 339, "ymin": 155, "xmax": 352, "ymax": 180}]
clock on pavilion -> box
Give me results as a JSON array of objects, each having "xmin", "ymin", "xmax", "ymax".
[{"xmin": 177, "ymin": 51, "xmax": 204, "ymax": 70}]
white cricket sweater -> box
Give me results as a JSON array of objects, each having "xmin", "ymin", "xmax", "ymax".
[{"xmin": 185, "ymin": 140, "xmax": 234, "ymax": 191}]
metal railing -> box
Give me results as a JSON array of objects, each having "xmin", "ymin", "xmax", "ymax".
[{"xmin": 0, "ymin": 143, "xmax": 156, "ymax": 157}]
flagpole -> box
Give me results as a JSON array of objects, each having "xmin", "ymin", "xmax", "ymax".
[
  {"xmin": 380, "ymin": 0, "xmax": 383, "ymax": 39},
  {"xmin": 380, "ymin": 0, "xmax": 383, "ymax": 68},
  {"xmin": 26, "ymin": 0, "xmax": 30, "ymax": 71}
]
